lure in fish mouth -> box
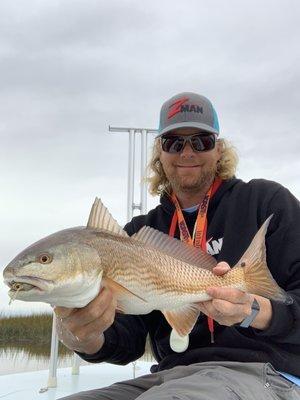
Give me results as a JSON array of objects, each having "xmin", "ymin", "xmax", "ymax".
[
  {"xmin": 4, "ymin": 274, "xmax": 55, "ymax": 304},
  {"xmin": 5, "ymin": 276, "xmax": 50, "ymax": 293},
  {"xmin": 9, "ymin": 281, "xmax": 37, "ymax": 292}
]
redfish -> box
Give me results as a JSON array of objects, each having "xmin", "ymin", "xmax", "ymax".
[{"xmin": 3, "ymin": 198, "xmax": 292, "ymax": 345}]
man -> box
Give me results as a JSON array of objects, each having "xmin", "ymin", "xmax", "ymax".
[{"xmin": 57, "ymin": 92, "xmax": 300, "ymax": 399}]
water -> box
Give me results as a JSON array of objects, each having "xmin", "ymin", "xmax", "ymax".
[
  {"xmin": 0, "ymin": 343, "xmax": 80, "ymax": 375},
  {"xmin": 0, "ymin": 342, "xmax": 154, "ymax": 376},
  {"xmin": 0, "ymin": 312, "xmax": 155, "ymax": 376}
]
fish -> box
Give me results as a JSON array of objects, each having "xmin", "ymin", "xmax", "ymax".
[{"xmin": 3, "ymin": 198, "xmax": 293, "ymax": 342}]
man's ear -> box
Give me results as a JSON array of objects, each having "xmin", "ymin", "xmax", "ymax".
[{"xmin": 216, "ymin": 140, "xmax": 222, "ymax": 160}]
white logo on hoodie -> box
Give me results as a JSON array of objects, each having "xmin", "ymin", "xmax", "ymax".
[{"xmin": 206, "ymin": 237, "xmax": 223, "ymax": 255}]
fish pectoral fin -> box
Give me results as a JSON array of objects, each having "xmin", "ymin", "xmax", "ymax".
[
  {"xmin": 162, "ymin": 304, "xmax": 200, "ymax": 337},
  {"xmin": 104, "ymin": 277, "xmax": 147, "ymax": 303},
  {"xmin": 87, "ymin": 197, "xmax": 128, "ymax": 237}
]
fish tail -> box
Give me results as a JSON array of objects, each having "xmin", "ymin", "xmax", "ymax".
[{"xmin": 237, "ymin": 215, "xmax": 293, "ymax": 305}]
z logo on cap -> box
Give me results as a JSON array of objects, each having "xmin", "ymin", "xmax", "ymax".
[
  {"xmin": 167, "ymin": 97, "xmax": 189, "ymax": 119},
  {"xmin": 168, "ymin": 97, "xmax": 203, "ymax": 119}
]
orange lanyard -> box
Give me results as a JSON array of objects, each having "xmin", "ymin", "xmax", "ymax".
[
  {"xmin": 171, "ymin": 185, "xmax": 212, "ymax": 248},
  {"xmin": 169, "ymin": 177, "xmax": 222, "ymax": 250},
  {"xmin": 169, "ymin": 177, "xmax": 222, "ymax": 343}
]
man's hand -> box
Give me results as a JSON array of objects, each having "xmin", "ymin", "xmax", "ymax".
[
  {"xmin": 54, "ymin": 287, "xmax": 117, "ymax": 354},
  {"xmin": 197, "ymin": 261, "xmax": 273, "ymax": 330}
]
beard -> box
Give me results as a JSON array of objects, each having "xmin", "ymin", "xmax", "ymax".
[{"xmin": 165, "ymin": 165, "xmax": 217, "ymax": 194}]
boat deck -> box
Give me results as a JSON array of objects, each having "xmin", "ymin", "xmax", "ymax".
[{"xmin": 0, "ymin": 361, "xmax": 152, "ymax": 399}]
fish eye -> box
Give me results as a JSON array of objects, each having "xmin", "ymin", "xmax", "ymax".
[{"xmin": 37, "ymin": 253, "xmax": 53, "ymax": 264}]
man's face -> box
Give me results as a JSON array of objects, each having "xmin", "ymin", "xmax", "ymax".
[{"xmin": 159, "ymin": 127, "xmax": 222, "ymax": 194}]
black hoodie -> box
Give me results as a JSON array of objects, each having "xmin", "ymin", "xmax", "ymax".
[{"xmin": 77, "ymin": 178, "xmax": 300, "ymax": 376}]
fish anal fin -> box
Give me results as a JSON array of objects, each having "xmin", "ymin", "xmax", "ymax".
[
  {"xmin": 87, "ymin": 197, "xmax": 128, "ymax": 237},
  {"xmin": 103, "ymin": 277, "xmax": 147, "ymax": 304},
  {"xmin": 133, "ymin": 226, "xmax": 216, "ymax": 271},
  {"xmin": 162, "ymin": 304, "xmax": 200, "ymax": 337}
]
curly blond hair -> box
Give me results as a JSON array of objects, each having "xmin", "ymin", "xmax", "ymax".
[{"xmin": 147, "ymin": 138, "xmax": 239, "ymax": 196}]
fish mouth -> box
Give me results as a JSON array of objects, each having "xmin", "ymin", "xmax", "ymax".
[{"xmin": 5, "ymin": 276, "xmax": 53, "ymax": 294}]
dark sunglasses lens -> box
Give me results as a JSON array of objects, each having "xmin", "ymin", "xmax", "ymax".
[
  {"xmin": 191, "ymin": 134, "xmax": 215, "ymax": 151},
  {"xmin": 161, "ymin": 136, "xmax": 184, "ymax": 153},
  {"xmin": 161, "ymin": 133, "xmax": 216, "ymax": 153}
]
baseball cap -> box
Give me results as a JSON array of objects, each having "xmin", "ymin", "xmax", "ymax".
[{"xmin": 157, "ymin": 92, "xmax": 219, "ymax": 137}]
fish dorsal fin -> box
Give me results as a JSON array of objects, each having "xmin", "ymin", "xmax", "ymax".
[
  {"xmin": 132, "ymin": 226, "xmax": 216, "ymax": 270},
  {"xmin": 87, "ymin": 197, "xmax": 128, "ymax": 237}
]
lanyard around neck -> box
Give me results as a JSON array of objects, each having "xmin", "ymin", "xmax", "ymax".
[
  {"xmin": 169, "ymin": 178, "xmax": 222, "ymax": 249},
  {"xmin": 169, "ymin": 177, "xmax": 222, "ymax": 343}
]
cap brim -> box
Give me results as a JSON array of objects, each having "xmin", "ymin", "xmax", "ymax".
[{"xmin": 156, "ymin": 121, "xmax": 219, "ymax": 137}]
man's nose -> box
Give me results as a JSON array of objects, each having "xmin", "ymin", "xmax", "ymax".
[{"xmin": 180, "ymin": 141, "xmax": 195, "ymax": 157}]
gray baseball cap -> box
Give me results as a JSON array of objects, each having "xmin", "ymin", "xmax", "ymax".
[{"xmin": 157, "ymin": 92, "xmax": 220, "ymax": 137}]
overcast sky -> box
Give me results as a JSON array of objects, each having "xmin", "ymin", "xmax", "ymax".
[{"xmin": 1, "ymin": 0, "xmax": 299, "ymax": 315}]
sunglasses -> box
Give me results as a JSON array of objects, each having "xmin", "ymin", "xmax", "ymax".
[{"xmin": 161, "ymin": 132, "xmax": 216, "ymax": 153}]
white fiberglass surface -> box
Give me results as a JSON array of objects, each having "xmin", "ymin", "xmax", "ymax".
[{"xmin": 0, "ymin": 362, "xmax": 152, "ymax": 400}]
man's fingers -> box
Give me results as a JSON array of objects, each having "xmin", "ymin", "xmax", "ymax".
[
  {"xmin": 212, "ymin": 298, "xmax": 252, "ymax": 317},
  {"xmin": 206, "ymin": 286, "xmax": 252, "ymax": 304},
  {"xmin": 212, "ymin": 261, "xmax": 231, "ymax": 276},
  {"xmin": 74, "ymin": 303, "xmax": 116, "ymax": 341},
  {"xmin": 198, "ymin": 299, "xmax": 252, "ymax": 324},
  {"xmin": 54, "ymin": 306, "xmax": 76, "ymax": 319},
  {"xmin": 67, "ymin": 287, "xmax": 116, "ymax": 329},
  {"xmin": 197, "ymin": 301, "xmax": 214, "ymax": 318}
]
